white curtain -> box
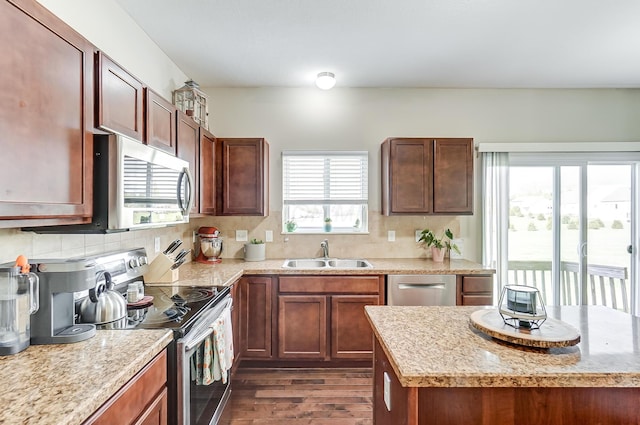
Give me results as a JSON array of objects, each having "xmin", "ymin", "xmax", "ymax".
[{"xmin": 481, "ymin": 152, "xmax": 509, "ymax": 303}]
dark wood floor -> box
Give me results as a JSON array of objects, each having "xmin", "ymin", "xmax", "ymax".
[{"xmin": 218, "ymin": 367, "xmax": 373, "ymax": 425}]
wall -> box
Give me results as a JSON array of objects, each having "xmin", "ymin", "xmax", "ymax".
[
  {"xmin": 2, "ymin": 1, "xmax": 639, "ymax": 264},
  {"xmin": 198, "ymin": 87, "xmax": 640, "ymax": 261}
]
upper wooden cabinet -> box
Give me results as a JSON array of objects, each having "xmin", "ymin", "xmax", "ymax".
[
  {"xmin": 0, "ymin": 0, "xmax": 94, "ymax": 228},
  {"xmin": 95, "ymin": 51, "xmax": 145, "ymax": 141},
  {"xmin": 199, "ymin": 127, "xmax": 216, "ymax": 215},
  {"xmin": 381, "ymin": 138, "xmax": 474, "ymax": 215},
  {"xmin": 176, "ymin": 111, "xmax": 200, "ymax": 215},
  {"xmin": 144, "ymin": 88, "xmax": 176, "ymax": 154},
  {"xmin": 216, "ymin": 138, "xmax": 269, "ymax": 216}
]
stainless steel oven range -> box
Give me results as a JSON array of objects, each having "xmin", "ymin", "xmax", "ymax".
[{"xmin": 74, "ymin": 248, "xmax": 232, "ymax": 425}]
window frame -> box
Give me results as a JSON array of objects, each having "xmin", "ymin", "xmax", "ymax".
[{"xmin": 282, "ymin": 150, "xmax": 369, "ymax": 234}]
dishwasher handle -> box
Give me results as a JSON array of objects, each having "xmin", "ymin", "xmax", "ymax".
[{"xmin": 398, "ymin": 283, "xmax": 445, "ymax": 290}]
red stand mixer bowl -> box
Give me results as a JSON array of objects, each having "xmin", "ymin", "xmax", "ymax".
[{"xmin": 196, "ymin": 227, "xmax": 223, "ymax": 263}]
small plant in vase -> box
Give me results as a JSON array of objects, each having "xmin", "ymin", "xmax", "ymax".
[
  {"xmin": 285, "ymin": 219, "xmax": 297, "ymax": 232},
  {"xmin": 418, "ymin": 228, "xmax": 460, "ymax": 262},
  {"xmin": 324, "ymin": 217, "xmax": 332, "ymax": 232},
  {"xmin": 244, "ymin": 238, "xmax": 265, "ymax": 261}
]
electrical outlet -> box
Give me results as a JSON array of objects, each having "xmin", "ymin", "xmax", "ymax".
[
  {"xmin": 236, "ymin": 230, "xmax": 248, "ymax": 242},
  {"xmin": 388, "ymin": 230, "xmax": 396, "ymax": 242},
  {"xmin": 265, "ymin": 230, "xmax": 273, "ymax": 242},
  {"xmin": 450, "ymin": 238, "xmax": 464, "ymax": 259},
  {"xmin": 415, "ymin": 230, "xmax": 422, "ymax": 242},
  {"xmin": 154, "ymin": 237, "xmax": 161, "ymax": 253},
  {"xmin": 383, "ymin": 372, "xmax": 391, "ymax": 411}
]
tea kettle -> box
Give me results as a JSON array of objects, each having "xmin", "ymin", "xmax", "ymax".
[
  {"xmin": 0, "ymin": 256, "xmax": 39, "ymax": 356},
  {"xmin": 78, "ymin": 271, "xmax": 127, "ymax": 324}
]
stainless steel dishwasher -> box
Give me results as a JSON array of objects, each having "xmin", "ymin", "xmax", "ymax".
[{"xmin": 387, "ymin": 274, "xmax": 457, "ymax": 306}]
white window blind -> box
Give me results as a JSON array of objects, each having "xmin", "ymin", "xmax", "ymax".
[{"xmin": 283, "ymin": 151, "xmax": 368, "ymax": 206}]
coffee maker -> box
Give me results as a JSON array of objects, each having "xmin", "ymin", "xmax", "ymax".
[
  {"xmin": 195, "ymin": 226, "xmax": 223, "ymax": 263},
  {"xmin": 0, "ymin": 264, "xmax": 39, "ymax": 355},
  {"xmin": 29, "ymin": 258, "xmax": 97, "ymax": 344}
]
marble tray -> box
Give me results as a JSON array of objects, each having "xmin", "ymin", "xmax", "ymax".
[{"xmin": 469, "ymin": 308, "xmax": 581, "ymax": 348}]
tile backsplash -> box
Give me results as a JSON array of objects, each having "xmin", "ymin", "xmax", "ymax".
[{"xmin": 0, "ymin": 211, "xmax": 461, "ymax": 263}]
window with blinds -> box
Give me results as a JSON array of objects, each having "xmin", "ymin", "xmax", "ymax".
[{"xmin": 282, "ymin": 151, "xmax": 368, "ymax": 233}]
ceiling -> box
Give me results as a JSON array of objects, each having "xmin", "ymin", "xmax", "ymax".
[{"xmin": 115, "ymin": 0, "xmax": 640, "ymax": 89}]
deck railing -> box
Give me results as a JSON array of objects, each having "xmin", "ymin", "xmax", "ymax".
[{"xmin": 507, "ymin": 261, "xmax": 629, "ymax": 313}]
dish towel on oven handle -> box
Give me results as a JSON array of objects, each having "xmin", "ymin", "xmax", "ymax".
[{"xmin": 193, "ymin": 304, "xmax": 234, "ymax": 385}]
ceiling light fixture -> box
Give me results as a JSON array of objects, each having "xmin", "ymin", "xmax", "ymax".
[{"xmin": 315, "ymin": 72, "xmax": 336, "ymax": 90}]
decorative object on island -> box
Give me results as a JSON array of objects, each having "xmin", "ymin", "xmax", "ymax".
[
  {"xmin": 417, "ymin": 228, "xmax": 460, "ymax": 262},
  {"xmin": 172, "ymin": 79, "xmax": 209, "ymax": 129},
  {"xmin": 244, "ymin": 238, "xmax": 266, "ymax": 262},
  {"xmin": 195, "ymin": 226, "xmax": 223, "ymax": 263},
  {"xmin": 285, "ymin": 219, "xmax": 297, "ymax": 232},
  {"xmin": 498, "ymin": 284, "xmax": 547, "ymax": 329},
  {"xmin": 324, "ymin": 217, "xmax": 332, "ymax": 232}
]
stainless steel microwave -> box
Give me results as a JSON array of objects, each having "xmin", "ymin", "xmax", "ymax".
[{"xmin": 25, "ymin": 133, "xmax": 193, "ymax": 233}]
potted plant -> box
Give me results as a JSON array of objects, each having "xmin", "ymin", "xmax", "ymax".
[
  {"xmin": 324, "ymin": 217, "xmax": 332, "ymax": 232},
  {"xmin": 417, "ymin": 228, "xmax": 460, "ymax": 262},
  {"xmin": 285, "ymin": 219, "xmax": 297, "ymax": 233},
  {"xmin": 244, "ymin": 238, "xmax": 265, "ymax": 261}
]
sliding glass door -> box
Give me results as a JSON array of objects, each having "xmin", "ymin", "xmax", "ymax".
[{"xmin": 506, "ymin": 154, "xmax": 637, "ymax": 313}]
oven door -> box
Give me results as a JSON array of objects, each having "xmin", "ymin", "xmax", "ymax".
[{"xmin": 176, "ymin": 296, "xmax": 232, "ymax": 425}]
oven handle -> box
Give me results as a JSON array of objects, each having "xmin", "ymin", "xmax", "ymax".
[{"xmin": 179, "ymin": 296, "xmax": 233, "ymax": 353}]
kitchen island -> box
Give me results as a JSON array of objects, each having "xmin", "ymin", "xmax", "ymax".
[
  {"xmin": 365, "ymin": 305, "xmax": 640, "ymax": 425},
  {"xmin": 0, "ymin": 329, "xmax": 173, "ymax": 425}
]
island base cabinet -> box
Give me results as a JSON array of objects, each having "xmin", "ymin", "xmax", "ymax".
[
  {"xmin": 373, "ymin": 339, "xmax": 416, "ymax": 425},
  {"xmin": 373, "ymin": 339, "xmax": 640, "ymax": 425}
]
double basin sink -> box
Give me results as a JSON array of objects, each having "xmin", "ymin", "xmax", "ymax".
[{"xmin": 282, "ymin": 258, "xmax": 373, "ymax": 269}]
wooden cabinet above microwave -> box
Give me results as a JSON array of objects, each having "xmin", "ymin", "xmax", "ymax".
[
  {"xmin": 95, "ymin": 51, "xmax": 145, "ymax": 141},
  {"xmin": 381, "ymin": 138, "xmax": 474, "ymax": 215}
]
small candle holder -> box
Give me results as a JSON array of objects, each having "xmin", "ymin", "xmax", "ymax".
[{"xmin": 498, "ymin": 285, "xmax": 547, "ymax": 330}]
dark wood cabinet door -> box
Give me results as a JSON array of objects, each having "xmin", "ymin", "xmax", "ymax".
[
  {"xmin": 433, "ymin": 138, "xmax": 473, "ymax": 214},
  {"xmin": 199, "ymin": 128, "xmax": 216, "ymax": 215},
  {"xmin": 240, "ymin": 276, "xmax": 273, "ymax": 359},
  {"xmin": 217, "ymin": 138, "xmax": 269, "ymax": 216},
  {"xmin": 381, "ymin": 137, "xmax": 474, "ymax": 216},
  {"xmin": 135, "ymin": 387, "xmax": 168, "ymax": 425},
  {"xmin": 0, "ymin": 0, "xmax": 94, "ymax": 227},
  {"xmin": 278, "ymin": 295, "xmax": 328, "ymax": 360},
  {"xmin": 331, "ymin": 295, "xmax": 380, "ymax": 360},
  {"xmin": 145, "ymin": 88, "xmax": 176, "ymax": 154},
  {"xmin": 382, "ymin": 138, "xmax": 432, "ymax": 215},
  {"xmin": 176, "ymin": 111, "xmax": 200, "ymax": 215},
  {"xmin": 95, "ymin": 51, "xmax": 144, "ymax": 141}
]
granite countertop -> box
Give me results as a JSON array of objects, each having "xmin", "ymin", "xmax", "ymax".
[
  {"xmin": 0, "ymin": 329, "xmax": 173, "ymax": 425},
  {"xmin": 150, "ymin": 258, "xmax": 494, "ymax": 287},
  {"xmin": 365, "ymin": 305, "xmax": 640, "ymax": 388}
]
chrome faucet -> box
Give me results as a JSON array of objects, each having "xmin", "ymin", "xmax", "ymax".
[{"xmin": 320, "ymin": 239, "xmax": 329, "ymax": 259}]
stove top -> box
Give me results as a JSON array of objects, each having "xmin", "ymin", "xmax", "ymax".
[
  {"xmin": 98, "ymin": 285, "xmax": 230, "ymax": 332},
  {"xmin": 77, "ymin": 247, "xmax": 231, "ymax": 335}
]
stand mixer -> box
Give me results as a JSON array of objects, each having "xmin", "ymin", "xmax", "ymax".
[{"xmin": 195, "ymin": 226, "xmax": 223, "ymax": 263}]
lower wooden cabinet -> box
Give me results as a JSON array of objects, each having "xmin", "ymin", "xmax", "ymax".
[
  {"xmin": 229, "ymin": 278, "xmax": 241, "ymax": 370},
  {"xmin": 239, "ymin": 276, "xmax": 273, "ymax": 359},
  {"xmin": 83, "ymin": 349, "xmax": 168, "ymax": 425},
  {"xmin": 277, "ymin": 275, "xmax": 384, "ymax": 362},
  {"xmin": 278, "ymin": 295, "xmax": 327, "ymax": 359},
  {"xmin": 331, "ymin": 295, "xmax": 380, "ymax": 359},
  {"xmin": 457, "ymin": 275, "xmax": 494, "ymax": 306}
]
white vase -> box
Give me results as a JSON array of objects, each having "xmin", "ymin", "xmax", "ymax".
[
  {"xmin": 431, "ymin": 247, "xmax": 446, "ymax": 262},
  {"xmin": 244, "ymin": 243, "xmax": 265, "ymax": 261}
]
